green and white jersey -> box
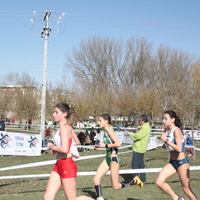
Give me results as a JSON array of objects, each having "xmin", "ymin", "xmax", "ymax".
[{"xmin": 103, "ymin": 132, "xmax": 118, "ymax": 156}]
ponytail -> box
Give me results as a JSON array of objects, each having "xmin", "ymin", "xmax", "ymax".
[
  {"xmin": 99, "ymin": 113, "xmax": 112, "ymax": 126},
  {"xmin": 55, "ymin": 103, "xmax": 71, "ymax": 119},
  {"xmin": 164, "ymin": 110, "xmax": 183, "ymax": 129}
]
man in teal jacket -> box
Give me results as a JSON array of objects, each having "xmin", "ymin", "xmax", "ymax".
[{"xmin": 128, "ymin": 114, "xmax": 151, "ymax": 183}]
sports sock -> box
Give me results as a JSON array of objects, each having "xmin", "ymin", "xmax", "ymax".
[
  {"xmin": 95, "ymin": 184, "xmax": 102, "ymax": 197},
  {"xmin": 120, "ymin": 179, "xmax": 134, "ymax": 188}
]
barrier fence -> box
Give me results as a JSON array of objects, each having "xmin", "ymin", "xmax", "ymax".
[
  {"xmin": 0, "ymin": 129, "xmax": 200, "ymax": 181},
  {"xmin": 1, "ymin": 128, "xmax": 200, "ymax": 156},
  {"xmin": 0, "ymin": 131, "xmax": 158, "ymax": 156},
  {"xmin": 0, "ymin": 145, "xmax": 200, "ymax": 180}
]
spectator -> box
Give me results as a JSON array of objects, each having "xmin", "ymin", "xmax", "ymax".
[
  {"xmin": 18, "ymin": 121, "xmax": 23, "ymax": 128},
  {"xmin": 90, "ymin": 127, "xmax": 97, "ymax": 145},
  {"xmin": 85, "ymin": 129, "xmax": 92, "ymax": 152},
  {"xmin": 0, "ymin": 116, "xmax": 5, "ymax": 131},
  {"xmin": 186, "ymin": 133, "xmax": 194, "ymax": 157},
  {"xmin": 45, "ymin": 126, "xmax": 51, "ymax": 138},
  {"xmin": 127, "ymin": 114, "xmax": 151, "ymax": 183},
  {"xmin": 28, "ymin": 119, "xmax": 32, "ymax": 129},
  {"xmin": 77, "ymin": 132, "xmax": 86, "ymax": 152},
  {"xmin": 97, "ymin": 128, "xmax": 100, "ymax": 134},
  {"xmin": 48, "ymin": 120, "xmax": 53, "ymax": 128}
]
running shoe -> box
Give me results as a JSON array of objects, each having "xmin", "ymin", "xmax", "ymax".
[
  {"xmin": 133, "ymin": 175, "xmax": 144, "ymax": 188},
  {"xmin": 177, "ymin": 197, "xmax": 184, "ymax": 200},
  {"xmin": 96, "ymin": 197, "xmax": 105, "ymax": 200}
]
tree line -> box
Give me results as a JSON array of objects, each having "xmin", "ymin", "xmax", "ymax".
[{"xmin": 1, "ymin": 37, "xmax": 200, "ymax": 128}]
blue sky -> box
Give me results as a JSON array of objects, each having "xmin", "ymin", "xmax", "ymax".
[{"xmin": 0, "ymin": 0, "xmax": 200, "ymax": 85}]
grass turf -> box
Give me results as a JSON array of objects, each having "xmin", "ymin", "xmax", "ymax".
[{"xmin": 0, "ymin": 142, "xmax": 200, "ymax": 200}]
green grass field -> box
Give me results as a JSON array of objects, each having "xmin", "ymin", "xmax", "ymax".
[{"xmin": 0, "ymin": 143, "xmax": 200, "ymax": 200}]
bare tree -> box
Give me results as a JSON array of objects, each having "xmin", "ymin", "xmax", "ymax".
[
  {"xmin": 65, "ymin": 37, "xmax": 125, "ymax": 117},
  {"xmin": 0, "ymin": 89, "xmax": 12, "ymax": 117},
  {"xmin": 153, "ymin": 46, "xmax": 192, "ymax": 111},
  {"xmin": 120, "ymin": 38, "xmax": 153, "ymax": 89},
  {"xmin": 175, "ymin": 60, "xmax": 200, "ymax": 128},
  {"xmin": 65, "ymin": 37, "xmax": 155, "ymax": 120},
  {"xmin": 63, "ymin": 37, "xmax": 199, "ymax": 125}
]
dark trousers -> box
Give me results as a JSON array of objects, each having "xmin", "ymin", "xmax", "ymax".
[{"xmin": 132, "ymin": 151, "xmax": 146, "ymax": 182}]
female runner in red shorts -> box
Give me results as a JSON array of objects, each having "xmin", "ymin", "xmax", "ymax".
[{"xmin": 44, "ymin": 103, "xmax": 94, "ymax": 200}]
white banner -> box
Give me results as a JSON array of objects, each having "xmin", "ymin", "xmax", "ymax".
[
  {"xmin": 147, "ymin": 135, "xmax": 158, "ymax": 150},
  {"xmin": 97, "ymin": 131, "xmax": 157, "ymax": 150},
  {"xmin": 0, "ymin": 131, "xmax": 41, "ymax": 156}
]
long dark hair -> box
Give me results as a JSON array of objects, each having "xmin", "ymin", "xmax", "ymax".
[
  {"xmin": 55, "ymin": 103, "xmax": 72, "ymax": 119},
  {"xmin": 164, "ymin": 110, "xmax": 183, "ymax": 129},
  {"xmin": 99, "ymin": 113, "xmax": 112, "ymax": 125}
]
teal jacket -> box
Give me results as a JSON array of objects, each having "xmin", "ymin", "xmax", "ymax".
[{"xmin": 129, "ymin": 122, "xmax": 151, "ymax": 153}]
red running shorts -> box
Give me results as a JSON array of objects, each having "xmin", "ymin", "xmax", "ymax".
[{"xmin": 52, "ymin": 157, "xmax": 77, "ymax": 178}]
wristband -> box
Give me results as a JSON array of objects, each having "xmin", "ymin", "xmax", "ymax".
[
  {"xmin": 105, "ymin": 144, "xmax": 108, "ymax": 149},
  {"xmin": 165, "ymin": 139, "xmax": 169, "ymax": 143},
  {"xmin": 49, "ymin": 145, "xmax": 53, "ymax": 150}
]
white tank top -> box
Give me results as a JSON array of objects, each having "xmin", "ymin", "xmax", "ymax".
[
  {"xmin": 53, "ymin": 129, "xmax": 61, "ymax": 147},
  {"xmin": 164, "ymin": 127, "xmax": 185, "ymax": 152}
]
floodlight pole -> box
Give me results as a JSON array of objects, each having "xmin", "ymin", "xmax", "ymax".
[{"xmin": 40, "ymin": 12, "xmax": 51, "ymax": 140}]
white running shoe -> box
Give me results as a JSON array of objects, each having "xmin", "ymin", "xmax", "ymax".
[
  {"xmin": 96, "ymin": 197, "xmax": 105, "ymax": 200},
  {"xmin": 177, "ymin": 197, "xmax": 184, "ymax": 200}
]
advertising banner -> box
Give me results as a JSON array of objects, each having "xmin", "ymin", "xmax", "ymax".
[
  {"xmin": 97, "ymin": 131, "xmax": 157, "ymax": 150},
  {"xmin": 0, "ymin": 131, "xmax": 41, "ymax": 156},
  {"xmin": 147, "ymin": 135, "xmax": 158, "ymax": 150}
]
